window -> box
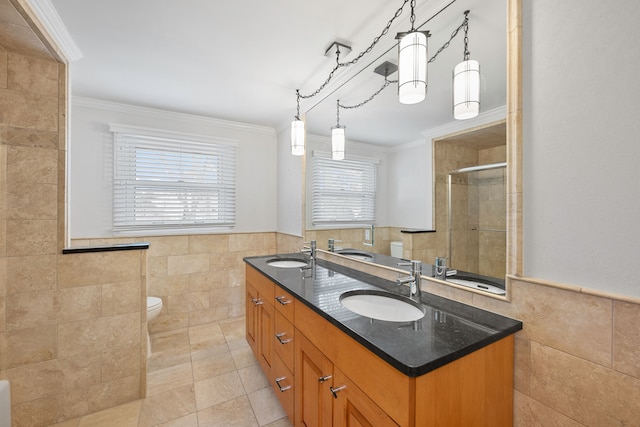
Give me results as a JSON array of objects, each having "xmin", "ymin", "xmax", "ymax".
[
  {"xmin": 111, "ymin": 124, "xmax": 237, "ymax": 232},
  {"xmin": 311, "ymin": 152, "xmax": 377, "ymax": 225}
]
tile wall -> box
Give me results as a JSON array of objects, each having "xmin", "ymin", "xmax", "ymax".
[
  {"xmin": 1, "ymin": 5, "xmax": 147, "ymax": 424},
  {"xmin": 72, "ymin": 233, "xmax": 283, "ymax": 336}
]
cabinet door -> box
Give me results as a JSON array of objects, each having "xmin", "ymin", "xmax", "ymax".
[
  {"xmin": 295, "ymin": 334, "xmax": 333, "ymax": 427},
  {"xmin": 258, "ymin": 298, "xmax": 274, "ymax": 376},
  {"xmin": 246, "ymin": 282, "xmax": 258, "ymax": 354},
  {"xmin": 332, "ymin": 368, "xmax": 399, "ymax": 427}
]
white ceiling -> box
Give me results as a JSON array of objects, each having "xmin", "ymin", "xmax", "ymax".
[{"xmin": 49, "ymin": 0, "xmax": 506, "ymax": 146}]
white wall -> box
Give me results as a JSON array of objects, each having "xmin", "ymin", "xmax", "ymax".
[
  {"xmin": 523, "ymin": 0, "xmax": 640, "ymax": 297},
  {"xmin": 68, "ymin": 98, "xmax": 278, "ymax": 238},
  {"xmin": 388, "ymin": 141, "xmax": 432, "ymax": 229},
  {"xmin": 276, "ymin": 127, "xmax": 303, "ymax": 236}
]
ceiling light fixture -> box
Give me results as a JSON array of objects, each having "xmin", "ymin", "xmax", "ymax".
[
  {"xmin": 331, "ymin": 100, "xmax": 345, "ymax": 160},
  {"xmin": 290, "ymin": 0, "xmax": 411, "ymax": 156},
  {"xmin": 291, "ymin": 90, "xmax": 305, "ymax": 155},
  {"xmin": 396, "ymin": 0, "xmax": 430, "ymax": 105},
  {"xmin": 453, "ymin": 11, "xmax": 480, "ymax": 120}
]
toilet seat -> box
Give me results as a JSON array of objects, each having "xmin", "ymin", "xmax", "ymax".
[{"xmin": 147, "ymin": 296, "xmax": 162, "ymax": 311}]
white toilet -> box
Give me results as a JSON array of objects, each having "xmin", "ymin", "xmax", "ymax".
[{"xmin": 146, "ymin": 296, "xmax": 163, "ymax": 358}]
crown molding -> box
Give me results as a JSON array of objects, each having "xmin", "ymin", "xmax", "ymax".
[
  {"xmin": 420, "ymin": 106, "xmax": 507, "ymax": 141},
  {"xmin": 25, "ymin": 0, "xmax": 83, "ymax": 62},
  {"xmin": 73, "ymin": 97, "xmax": 277, "ymax": 136}
]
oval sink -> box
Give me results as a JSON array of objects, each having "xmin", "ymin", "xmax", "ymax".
[
  {"xmin": 447, "ymin": 277, "xmax": 506, "ymax": 295},
  {"xmin": 266, "ymin": 258, "xmax": 308, "ymax": 268},
  {"xmin": 340, "ymin": 290, "xmax": 425, "ymax": 322},
  {"xmin": 336, "ymin": 250, "xmax": 373, "ymax": 261}
]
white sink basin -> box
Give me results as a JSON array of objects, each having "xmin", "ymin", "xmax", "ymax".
[
  {"xmin": 446, "ymin": 277, "xmax": 506, "ymax": 295},
  {"xmin": 336, "ymin": 250, "xmax": 373, "ymax": 261},
  {"xmin": 340, "ymin": 290, "xmax": 425, "ymax": 322},
  {"xmin": 266, "ymin": 258, "xmax": 308, "ymax": 268}
]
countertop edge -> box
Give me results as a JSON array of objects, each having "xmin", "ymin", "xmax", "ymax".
[{"xmin": 62, "ymin": 242, "xmax": 150, "ymax": 254}]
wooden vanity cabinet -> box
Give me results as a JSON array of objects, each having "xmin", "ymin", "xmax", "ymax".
[
  {"xmin": 246, "ymin": 266, "xmax": 296, "ymax": 421},
  {"xmin": 295, "ymin": 333, "xmax": 397, "ymax": 427},
  {"xmin": 246, "ymin": 265, "xmax": 515, "ymax": 427},
  {"xmin": 246, "ymin": 266, "xmax": 275, "ymax": 378}
]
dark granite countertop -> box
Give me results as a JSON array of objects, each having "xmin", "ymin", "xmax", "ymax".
[{"xmin": 244, "ymin": 253, "xmax": 522, "ymax": 377}]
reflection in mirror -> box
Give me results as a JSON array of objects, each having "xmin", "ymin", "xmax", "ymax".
[
  {"xmin": 299, "ymin": 0, "xmax": 521, "ymax": 300},
  {"xmin": 448, "ymin": 162, "xmax": 506, "ymax": 279}
]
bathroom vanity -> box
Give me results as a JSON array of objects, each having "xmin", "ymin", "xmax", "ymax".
[{"xmin": 244, "ymin": 254, "xmax": 522, "ymax": 427}]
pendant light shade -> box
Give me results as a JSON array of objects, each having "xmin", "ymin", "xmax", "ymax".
[
  {"xmin": 453, "ymin": 59, "xmax": 480, "ymax": 120},
  {"xmin": 397, "ymin": 31, "xmax": 430, "ymax": 105},
  {"xmin": 331, "ymin": 126, "xmax": 345, "ymax": 160},
  {"xmin": 291, "ymin": 119, "xmax": 305, "ymax": 156}
]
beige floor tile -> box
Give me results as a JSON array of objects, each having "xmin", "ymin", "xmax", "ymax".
[
  {"xmin": 138, "ymin": 384, "xmax": 196, "ymax": 427},
  {"xmin": 155, "ymin": 412, "xmax": 199, "ymax": 427},
  {"xmin": 49, "ymin": 319, "xmax": 289, "ymax": 427},
  {"xmin": 149, "ymin": 330, "xmax": 192, "ymax": 371},
  {"xmin": 231, "ymin": 346, "xmax": 259, "ymax": 370},
  {"xmin": 247, "ymin": 387, "xmax": 287, "ymax": 427},
  {"xmin": 192, "ymin": 350, "xmax": 237, "ymax": 382},
  {"xmin": 76, "ymin": 399, "xmax": 142, "ymax": 427},
  {"xmin": 189, "ymin": 322, "xmax": 225, "ymax": 347},
  {"xmin": 194, "ymin": 371, "xmax": 245, "ymax": 411},
  {"xmin": 48, "ymin": 419, "xmax": 80, "ymax": 427},
  {"xmin": 263, "ymin": 417, "xmax": 293, "ymax": 427},
  {"xmin": 196, "ymin": 395, "xmax": 259, "ymax": 427},
  {"xmin": 147, "ymin": 362, "xmax": 194, "ymax": 396},
  {"xmin": 191, "ymin": 341, "xmax": 229, "ymax": 362},
  {"xmin": 220, "ymin": 317, "xmax": 246, "ymax": 343},
  {"xmin": 238, "ymin": 364, "xmax": 269, "ymax": 394}
]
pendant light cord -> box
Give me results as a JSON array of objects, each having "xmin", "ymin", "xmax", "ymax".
[{"xmin": 296, "ymin": 0, "xmax": 411, "ymax": 102}]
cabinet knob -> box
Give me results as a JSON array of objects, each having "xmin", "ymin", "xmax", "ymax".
[
  {"xmin": 275, "ymin": 332, "xmax": 292, "ymax": 344},
  {"xmin": 318, "ymin": 375, "xmax": 332, "ymax": 383},
  {"xmin": 330, "ymin": 384, "xmax": 347, "ymax": 398},
  {"xmin": 275, "ymin": 376, "xmax": 292, "ymax": 392},
  {"xmin": 275, "ymin": 295, "xmax": 292, "ymax": 305},
  {"xmin": 251, "ymin": 298, "xmax": 263, "ymax": 306}
]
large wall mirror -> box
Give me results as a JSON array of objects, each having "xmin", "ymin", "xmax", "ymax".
[{"xmin": 300, "ymin": 0, "xmax": 522, "ymax": 300}]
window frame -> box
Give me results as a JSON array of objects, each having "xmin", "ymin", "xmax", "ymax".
[
  {"xmin": 110, "ymin": 124, "xmax": 237, "ymax": 234},
  {"xmin": 310, "ymin": 151, "xmax": 378, "ymax": 227}
]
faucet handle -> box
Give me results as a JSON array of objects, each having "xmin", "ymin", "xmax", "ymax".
[{"xmin": 397, "ymin": 260, "xmax": 422, "ymax": 274}]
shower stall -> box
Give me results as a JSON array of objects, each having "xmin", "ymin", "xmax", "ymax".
[{"xmin": 447, "ymin": 162, "xmax": 506, "ymax": 279}]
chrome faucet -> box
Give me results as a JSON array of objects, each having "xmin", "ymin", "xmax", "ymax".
[
  {"xmin": 302, "ymin": 240, "xmax": 316, "ymax": 259},
  {"xmin": 327, "ymin": 238, "xmax": 341, "ymax": 252},
  {"xmin": 397, "ymin": 260, "xmax": 422, "ymax": 301},
  {"xmin": 434, "ymin": 257, "xmax": 447, "ymax": 280}
]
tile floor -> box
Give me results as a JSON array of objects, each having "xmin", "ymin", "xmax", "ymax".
[{"xmin": 50, "ymin": 317, "xmax": 292, "ymax": 427}]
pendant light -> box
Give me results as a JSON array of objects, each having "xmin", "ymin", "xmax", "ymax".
[
  {"xmin": 331, "ymin": 100, "xmax": 345, "ymax": 160},
  {"xmin": 291, "ymin": 90, "xmax": 305, "ymax": 155},
  {"xmin": 453, "ymin": 11, "xmax": 480, "ymax": 120},
  {"xmin": 396, "ymin": 0, "xmax": 430, "ymax": 105}
]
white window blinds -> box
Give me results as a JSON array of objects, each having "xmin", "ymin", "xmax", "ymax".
[
  {"xmin": 111, "ymin": 125, "xmax": 236, "ymax": 231},
  {"xmin": 311, "ymin": 153, "xmax": 377, "ymax": 225}
]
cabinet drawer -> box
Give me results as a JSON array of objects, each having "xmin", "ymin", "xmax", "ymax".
[
  {"xmin": 246, "ymin": 265, "xmax": 274, "ymax": 301},
  {"xmin": 274, "ymin": 310, "xmax": 295, "ymax": 371},
  {"xmin": 271, "ymin": 353, "xmax": 295, "ymax": 423},
  {"xmin": 273, "ymin": 286, "xmax": 295, "ymax": 322}
]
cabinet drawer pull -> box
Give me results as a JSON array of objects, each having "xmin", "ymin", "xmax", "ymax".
[
  {"xmin": 251, "ymin": 298, "xmax": 264, "ymax": 306},
  {"xmin": 275, "ymin": 376, "xmax": 292, "ymax": 392},
  {"xmin": 330, "ymin": 385, "xmax": 347, "ymax": 398},
  {"xmin": 275, "ymin": 295, "xmax": 292, "ymax": 305},
  {"xmin": 318, "ymin": 375, "xmax": 332, "ymax": 383},
  {"xmin": 275, "ymin": 332, "xmax": 292, "ymax": 344}
]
